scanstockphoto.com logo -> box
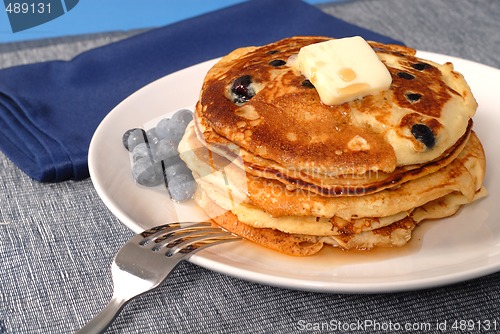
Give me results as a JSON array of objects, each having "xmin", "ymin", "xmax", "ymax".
[{"xmin": 3, "ymin": 0, "xmax": 79, "ymax": 32}]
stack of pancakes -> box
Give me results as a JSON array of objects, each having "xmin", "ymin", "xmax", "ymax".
[{"xmin": 179, "ymin": 36, "xmax": 487, "ymax": 256}]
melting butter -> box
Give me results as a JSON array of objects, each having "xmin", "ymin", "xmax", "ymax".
[
  {"xmin": 294, "ymin": 36, "xmax": 392, "ymax": 105},
  {"xmin": 338, "ymin": 67, "xmax": 357, "ymax": 82}
]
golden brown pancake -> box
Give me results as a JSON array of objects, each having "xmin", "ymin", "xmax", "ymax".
[
  {"xmin": 194, "ymin": 113, "xmax": 472, "ymax": 196},
  {"xmin": 195, "ymin": 187, "xmax": 486, "ymax": 255},
  {"xmin": 180, "ymin": 120, "xmax": 486, "ymax": 253},
  {"xmin": 180, "ymin": 122, "xmax": 485, "ymax": 223},
  {"xmin": 178, "ymin": 36, "xmax": 486, "ymax": 256},
  {"xmin": 197, "ymin": 36, "xmax": 476, "ymax": 179}
]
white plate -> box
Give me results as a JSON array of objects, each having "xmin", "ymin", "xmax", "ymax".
[{"xmin": 89, "ymin": 52, "xmax": 500, "ymax": 293}]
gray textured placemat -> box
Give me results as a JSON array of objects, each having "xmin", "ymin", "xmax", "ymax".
[{"xmin": 1, "ymin": 1, "xmax": 499, "ymax": 333}]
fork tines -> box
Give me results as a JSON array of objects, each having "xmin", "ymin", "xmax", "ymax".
[{"xmin": 136, "ymin": 222, "xmax": 240, "ymax": 257}]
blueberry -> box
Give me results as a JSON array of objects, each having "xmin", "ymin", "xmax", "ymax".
[
  {"xmin": 301, "ymin": 79, "xmax": 315, "ymax": 88},
  {"xmin": 411, "ymin": 124, "xmax": 435, "ymax": 148},
  {"xmin": 154, "ymin": 139, "xmax": 178, "ymax": 163},
  {"xmin": 131, "ymin": 142, "xmax": 151, "ymax": 162},
  {"xmin": 163, "ymin": 160, "xmax": 196, "ymax": 201},
  {"xmin": 171, "ymin": 109, "xmax": 193, "ymax": 127},
  {"xmin": 269, "ymin": 59, "xmax": 286, "ymax": 67},
  {"xmin": 156, "ymin": 118, "xmax": 185, "ymax": 143},
  {"xmin": 231, "ymin": 75, "xmax": 255, "ymax": 104},
  {"xmin": 167, "ymin": 173, "xmax": 197, "ymax": 202},
  {"xmin": 412, "ymin": 62, "xmax": 430, "ymax": 71},
  {"xmin": 397, "ymin": 72, "xmax": 415, "ymax": 80},
  {"xmin": 164, "ymin": 161, "xmax": 191, "ymax": 183},
  {"xmin": 122, "ymin": 128, "xmax": 147, "ymax": 152},
  {"xmin": 132, "ymin": 158, "xmax": 163, "ymax": 186},
  {"xmin": 406, "ymin": 93, "xmax": 422, "ymax": 103},
  {"xmin": 146, "ymin": 127, "xmax": 160, "ymax": 147}
]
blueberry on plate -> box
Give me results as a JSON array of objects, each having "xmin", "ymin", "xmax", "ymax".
[
  {"xmin": 131, "ymin": 143, "xmax": 151, "ymax": 162},
  {"xmin": 167, "ymin": 173, "xmax": 197, "ymax": 202},
  {"xmin": 164, "ymin": 161, "xmax": 191, "ymax": 182},
  {"xmin": 132, "ymin": 158, "xmax": 163, "ymax": 187},
  {"xmin": 122, "ymin": 128, "xmax": 147, "ymax": 152},
  {"xmin": 154, "ymin": 139, "xmax": 179, "ymax": 163},
  {"xmin": 156, "ymin": 118, "xmax": 186, "ymax": 143},
  {"xmin": 171, "ymin": 109, "xmax": 194, "ymax": 127}
]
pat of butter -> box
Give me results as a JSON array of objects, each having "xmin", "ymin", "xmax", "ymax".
[{"xmin": 295, "ymin": 36, "xmax": 392, "ymax": 105}]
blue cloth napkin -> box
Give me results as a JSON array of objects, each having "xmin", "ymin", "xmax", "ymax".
[{"xmin": 0, "ymin": 0, "xmax": 402, "ymax": 182}]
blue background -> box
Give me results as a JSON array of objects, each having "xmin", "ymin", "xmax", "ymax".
[{"xmin": 0, "ymin": 0, "xmax": 341, "ymax": 43}]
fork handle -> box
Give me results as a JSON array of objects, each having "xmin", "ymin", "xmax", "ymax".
[{"xmin": 76, "ymin": 297, "xmax": 128, "ymax": 334}]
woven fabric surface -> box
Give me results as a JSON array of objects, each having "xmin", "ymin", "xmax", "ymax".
[{"xmin": 1, "ymin": 0, "xmax": 499, "ymax": 333}]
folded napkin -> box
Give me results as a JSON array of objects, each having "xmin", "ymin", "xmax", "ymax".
[{"xmin": 0, "ymin": 0, "xmax": 402, "ymax": 182}]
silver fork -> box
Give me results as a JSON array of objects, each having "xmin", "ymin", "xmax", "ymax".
[{"xmin": 76, "ymin": 221, "xmax": 240, "ymax": 334}]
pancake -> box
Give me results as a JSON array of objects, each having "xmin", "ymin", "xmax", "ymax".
[
  {"xmin": 195, "ymin": 187, "xmax": 486, "ymax": 255},
  {"xmin": 194, "ymin": 112, "xmax": 472, "ymax": 196},
  {"xmin": 180, "ymin": 121, "xmax": 485, "ymax": 224},
  {"xmin": 178, "ymin": 36, "xmax": 486, "ymax": 256},
  {"xmin": 197, "ymin": 36, "xmax": 477, "ymax": 178}
]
